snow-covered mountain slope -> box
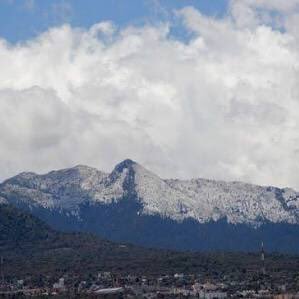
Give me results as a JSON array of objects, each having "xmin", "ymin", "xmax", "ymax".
[{"xmin": 1, "ymin": 159, "xmax": 299, "ymax": 226}]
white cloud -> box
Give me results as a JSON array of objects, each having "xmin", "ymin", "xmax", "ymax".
[
  {"xmin": 230, "ymin": 0, "xmax": 299, "ymax": 28},
  {"xmin": 0, "ymin": 3, "xmax": 299, "ymax": 189},
  {"xmin": 242, "ymin": 0, "xmax": 299, "ymax": 12}
]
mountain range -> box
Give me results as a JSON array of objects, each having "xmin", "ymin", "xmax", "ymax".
[{"xmin": 1, "ymin": 159, "xmax": 299, "ymax": 252}]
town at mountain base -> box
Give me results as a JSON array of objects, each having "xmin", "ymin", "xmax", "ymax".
[{"xmin": 1, "ymin": 159, "xmax": 299, "ymax": 253}]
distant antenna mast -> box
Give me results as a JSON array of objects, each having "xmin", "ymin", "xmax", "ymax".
[
  {"xmin": 261, "ymin": 242, "xmax": 266, "ymax": 275},
  {"xmin": 0, "ymin": 256, "xmax": 4, "ymax": 285}
]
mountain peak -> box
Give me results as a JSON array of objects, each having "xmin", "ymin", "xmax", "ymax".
[{"xmin": 113, "ymin": 159, "xmax": 137, "ymax": 173}]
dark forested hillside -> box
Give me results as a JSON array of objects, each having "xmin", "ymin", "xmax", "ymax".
[
  {"xmin": 1, "ymin": 204, "xmax": 299, "ymax": 286},
  {"xmin": 0, "ymin": 204, "xmax": 56, "ymax": 246}
]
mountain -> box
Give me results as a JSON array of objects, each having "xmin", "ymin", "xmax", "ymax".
[
  {"xmin": 3, "ymin": 204, "xmax": 299, "ymax": 284},
  {"xmin": 0, "ymin": 204, "xmax": 194, "ymax": 278},
  {"xmin": 0, "ymin": 203, "xmax": 56, "ymax": 248},
  {"xmin": 0, "ymin": 204, "xmax": 230, "ymax": 278},
  {"xmin": 1, "ymin": 203, "xmax": 200, "ymax": 278},
  {"xmin": 1, "ymin": 159, "xmax": 299, "ymax": 252}
]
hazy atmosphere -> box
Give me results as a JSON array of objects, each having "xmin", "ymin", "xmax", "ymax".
[{"xmin": 1, "ymin": 0, "xmax": 299, "ymax": 189}]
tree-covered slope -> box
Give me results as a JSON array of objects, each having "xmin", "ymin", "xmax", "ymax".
[{"xmin": 1, "ymin": 204, "xmax": 299, "ymax": 287}]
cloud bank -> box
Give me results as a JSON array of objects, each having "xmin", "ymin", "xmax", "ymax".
[{"xmin": 1, "ymin": 1, "xmax": 299, "ymax": 189}]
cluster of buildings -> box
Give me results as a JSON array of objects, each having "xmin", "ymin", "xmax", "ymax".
[{"xmin": 0, "ymin": 270, "xmax": 299, "ymax": 298}]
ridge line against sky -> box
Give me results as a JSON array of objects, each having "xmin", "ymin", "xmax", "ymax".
[{"xmin": 0, "ymin": 0, "xmax": 299, "ymax": 189}]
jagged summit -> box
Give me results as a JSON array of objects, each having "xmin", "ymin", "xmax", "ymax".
[
  {"xmin": 109, "ymin": 159, "xmax": 137, "ymax": 182},
  {"xmin": 113, "ymin": 159, "xmax": 137, "ymax": 173}
]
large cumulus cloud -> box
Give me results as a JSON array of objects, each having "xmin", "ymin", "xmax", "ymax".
[{"xmin": 1, "ymin": 2, "xmax": 299, "ymax": 189}]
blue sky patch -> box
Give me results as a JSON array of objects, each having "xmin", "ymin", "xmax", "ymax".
[{"xmin": 0, "ymin": 0, "xmax": 229, "ymax": 43}]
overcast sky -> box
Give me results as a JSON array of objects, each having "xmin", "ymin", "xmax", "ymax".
[{"xmin": 0, "ymin": 0, "xmax": 299, "ymax": 189}]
